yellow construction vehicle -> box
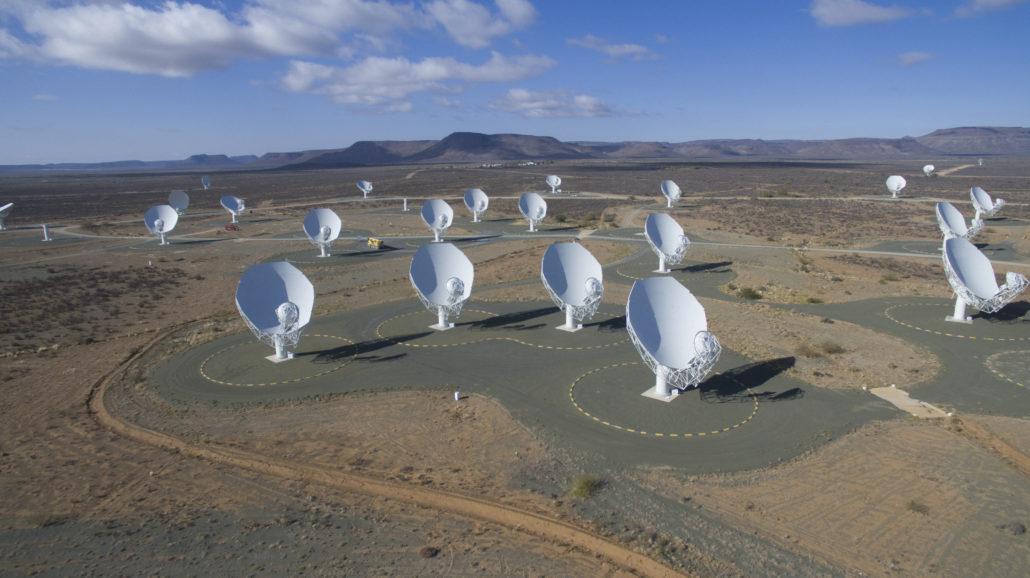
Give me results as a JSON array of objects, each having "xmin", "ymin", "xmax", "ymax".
[{"xmin": 367, "ymin": 237, "xmax": 383, "ymax": 250}]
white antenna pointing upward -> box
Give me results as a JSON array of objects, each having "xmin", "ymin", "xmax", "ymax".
[
  {"xmin": 644, "ymin": 213, "xmax": 690, "ymax": 273},
  {"xmin": 464, "ymin": 188, "xmax": 489, "ymax": 222},
  {"xmin": 519, "ymin": 193, "xmax": 547, "ymax": 232},
  {"xmin": 303, "ymin": 208, "xmax": 342, "ymax": 258},
  {"xmin": 235, "ymin": 262, "xmax": 315, "ymax": 362},
  {"xmin": 941, "ymin": 237, "xmax": 1028, "ymax": 324},
  {"xmin": 143, "ymin": 205, "xmax": 179, "ymax": 245},
  {"xmin": 421, "ymin": 199, "xmax": 453, "ymax": 242},
  {"xmin": 541, "ymin": 242, "xmax": 604, "ymax": 332},
  {"xmin": 409, "ymin": 242, "xmax": 474, "ymax": 331},
  {"xmin": 660, "ymin": 180, "xmax": 682, "ymax": 208}
]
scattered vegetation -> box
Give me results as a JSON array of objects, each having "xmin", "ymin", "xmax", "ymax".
[
  {"xmin": 570, "ymin": 474, "xmax": 603, "ymax": 498},
  {"xmin": 906, "ymin": 500, "xmax": 930, "ymax": 515},
  {"xmin": 806, "ymin": 297, "xmax": 824, "ymax": 304},
  {"xmin": 736, "ymin": 287, "xmax": 763, "ymax": 300}
]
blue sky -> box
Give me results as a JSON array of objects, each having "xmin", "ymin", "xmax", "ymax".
[{"xmin": 1, "ymin": 0, "xmax": 1027, "ymax": 163}]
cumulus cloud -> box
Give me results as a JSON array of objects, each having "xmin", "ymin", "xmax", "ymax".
[
  {"xmin": 898, "ymin": 51, "xmax": 932, "ymax": 66},
  {"xmin": 956, "ymin": 0, "xmax": 1027, "ymax": 17},
  {"xmin": 0, "ymin": 0, "xmax": 537, "ymax": 76},
  {"xmin": 567, "ymin": 34, "xmax": 656, "ymax": 61},
  {"xmin": 489, "ymin": 88, "xmax": 617, "ymax": 118},
  {"xmin": 810, "ymin": 0, "xmax": 912, "ymax": 26},
  {"xmin": 425, "ymin": 0, "xmax": 536, "ymax": 49},
  {"xmin": 282, "ymin": 51, "xmax": 555, "ymax": 109}
]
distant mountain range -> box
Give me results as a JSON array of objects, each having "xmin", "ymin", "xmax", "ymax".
[{"xmin": 4, "ymin": 127, "xmax": 1028, "ymax": 173}]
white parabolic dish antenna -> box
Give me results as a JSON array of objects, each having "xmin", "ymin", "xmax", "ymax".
[
  {"xmin": 923, "ymin": 164, "xmax": 935, "ymax": 177},
  {"xmin": 546, "ymin": 175, "xmax": 561, "ymax": 194},
  {"xmin": 942, "ymin": 237, "xmax": 1028, "ymax": 324},
  {"xmin": 541, "ymin": 242, "xmax": 604, "ymax": 332},
  {"xmin": 626, "ymin": 276, "xmax": 721, "ymax": 401},
  {"xmin": 220, "ymin": 195, "xmax": 245, "ymax": 223},
  {"xmin": 463, "ymin": 188, "xmax": 489, "ymax": 222},
  {"xmin": 421, "ymin": 199, "xmax": 453, "ymax": 242},
  {"xmin": 143, "ymin": 204, "xmax": 179, "ymax": 245},
  {"xmin": 519, "ymin": 192, "xmax": 547, "ymax": 232},
  {"xmin": 970, "ymin": 186, "xmax": 1005, "ymax": 220},
  {"xmin": 409, "ymin": 242, "xmax": 474, "ymax": 330},
  {"xmin": 357, "ymin": 180, "xmax": 373, "ymax": 199},
  {"xmin": 235, "ymin": 262, "xmax": 315, "ymax": 361},
  {"xmin": 168, "ymin": 190, "xmax": 189, "ymax": 214},
  {"xmin": 936, "ymin": 201, "xmax": 981, "ymax": 240},
  {"xmin": 660, "ymin": 180, "xmax": 682, "ymax": 208},
  {"xmin": 201, "ymin": 176, "xmax": 211, "ymax": 190},
  {"xmin": 644, "ymin": 213, "xmax": 690, "ymax": 273},
  {"xmin": 303, "ymin": 208, "xmax": 342, "ymax": 257},
  {"xmin": 0, "ymin": 202, "xmax": 12, "ymax": 230},
  {"xmin": 885, "ymin": 175, "xmax": 906, "ymax": 199}
]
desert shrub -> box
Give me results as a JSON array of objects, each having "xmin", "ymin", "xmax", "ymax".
[
  {"xmin": 820, "ymin": 341, "xmax": 845, "ymax": 355},
  {"xmin": 736, "ymin": 287, "xmax": 762, "ymax": 300},
  {"xmin": 570, "ymin": 474, "xmax": 602, "ymax": 498},
  {"xmin": 806, "ymin": 297, "xmax": 824, "ymax": 304},
  {"xmin": 906, "ymin": 500, "xmax": 929, "ymax": 515},
  {"xmin": 554, "ymin": 214, "xmax": 567, "ymax": 223},
  {"xmin": 796, "ymin": 343, "xmax": 822, "ymax": 358}
]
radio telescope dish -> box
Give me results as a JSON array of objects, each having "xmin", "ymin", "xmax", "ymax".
[
  {"xmin": 660, "ymin": 180, "xmax": 682, "ymax": 208},
  {"xmin": 357, "ymin": 180, "xmax": 373, "ymax": 199},
  {"xmin": 143, "ymin": 204, "xmax": 179, "ymax": 245},
  {"xmin": 923, "ymin": 164, "xmax": 935, "ymax": 177},
  {"xmin": 0, "ymin": 202, "xmax": 12, "ymax": 230},
  {"xmin": 409, "ymin": 242, "xmax": 474, "ymax": 330},
  {"xmin": 970, "ymin": 186, "xmax": 1005, "ymax": 220},
  {"xmin": 935, "ymin": 201, "xmax": 982, "ymax": 240},
  {"xmin": 942, "ymin": 237, "xmax": 1028, "ymax": 324},
  {"xmin": 303, "ymin": 208, "xmax": 342, "ymax": 257},
  {"xmin": 519, "ymin": 193, "xmax": 547, "ymax": 232},
  {"xmin": 220, "ymin": 195, "xmax": 245, "ymax": 223},
  {"xmin": 463, "ymin": 188, "xmax": 489, "ymax": 222},
  {"xmin": 168, "ymin": 190, "xmax": 189, "ymax": 214},
  {"xmin": 201, "ymin": 176, "xmax": 211, "ymax": 190},
  {"xmin": 541, "ymin": 242, "xmax": 604, "ymax": 332},
  {"xmin": 236, "ymin": 262, "xmax": 314, "ymax": 361},
  {"xmin": 885, "ymin": 175, "xmax": 906, "ymax": 199},
  {"xmin": 421, "ymin": 199, "xmax": 453, "ymax": 242},
  {"xmin": 978, "ymin": 158, "xmax": 984, "ymax": 167},
  {"xmin": 626, "ymin": 277, "xmax": 721, "ymax": 401},
  {"xmin": 545, "ymin": 175, "xmax": 561, "ymax": 194},
  {"xmin": 644, "ymin": 213, "xmax": 690, "ymax": 273}
]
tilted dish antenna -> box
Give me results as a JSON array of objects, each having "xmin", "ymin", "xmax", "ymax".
[
  {"xmin": 235, "ymin": 262, "xmax": 315, "ymax": 361},
  {"xmin": 935, "ymin": 201, "xmax": 982, "ymax": 240},
  {"xmin": 143, "ymin": 204, "xmax": 179, "ymax": 245},
  {"xmin": 0, "ymin": 202, "xmax": 12, "ymax": 231},
  {"xmin": 545, "ymin": 175, "xmax": 562, "ymax": 194},
  {"xmin": 541, "ymin": 242, "xmax": 604, "ymax": 332},
  {"xmin": 519, "ymin": 192, "xmax": 547, "ymax": 232},
  {"xmin": 220, "ymin": 196, "xmax": 245, "ymax": 223},
  {"xmin": 660, "ymin": 180, "xmax": 682, "ymax": 208},
  {"xmin": 357, "ymin": 180, "xmax": 373, "ymax": 199},
  {"xmin": 644, "ymin": 213, "xmax": 690, "ymax": 273},
  {"xmin": 885, "ymin": 175, "xmax": 906, "ymax": 199},
  {"xmin": 923, "ymin": 164, "xmax": 935, "ymax": 177},
  {"xmin": 942, "ymin": 237, "xmax": 1028, "ymax": 324},
  {"xmin": 970, "ymin": 186, "xmax": 1005, "ymax": 220},
  {"xmin": 421, "ymin": 199, "xmax": 453, "ymax": 242},
  {"xmin": 409, "ymin": 242, "xmax": 474, "ymax": 330},
  {"xmin": 168, "ymin": 190, "xmax": 189, "ymax": 214},
  {"xmin": 463, "ymin": 188, "xmax": 489, "ymax": 222},
  {"xmin": 978, "ymin": 158, "xmax": 984, "ymax": 167},
  {"xmin": 626, "ymin": 276, "xmax": 721, "ymax": 401},
  {"xmin": 303, "ymin": 208, "xmax": 342, "ymax": 257},
  {"xmin": 201, "ymin": 176, "xmax": 211, "ymax": 190}
]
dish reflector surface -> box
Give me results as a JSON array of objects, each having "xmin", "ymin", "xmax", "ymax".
[
  {"xmin": 201, "ymin": 176, "xmax": 211, "ymax": 189},
  {"xmin": 221, "ymin": 196, "xmax": 245, "ymax": 214},
  {"xmin": 464, "ymin": 188, "xmax": 489, "ymax": 219},
  {"xmin": 144, "ymin": 204, "xmax": 179, "ymax": 234},
  {"xmin": 628, "ymin": 277, "xmax": 708, "ymax": 369},
  {"xmin": 542, "ymin": 242, "xmax": 603, "ymax": 307},
  {"xmin": 0, "ymin": 202, "xmax": 12, "ymax": 230},
  {"xmin": 942, "ymin": 237, "xmax": 1028, "ymax": 319},
  {"xmin": 357, "ymin": 180, "xmax": 373, "ymax": 197},
  {"xmin": 936, "ymin": 201, "xmax": 980, "ymax": 240},
  {"xmin": 970, "ymin": 186, "xmax": 1005, "ymax": 218},
  {"xmin": 644, "ymin": 213, "xmax": 690, "ymax": 270},
  {"xmin": 661, "ymin": 180, "xmax": 682, "ymax": 202},
  {"xmin": 410, "ymin": 243, "xmax": 473, "ymax": 307},
  {"xmin": 546, "ymin": 175, "xmax": 561, "ymax": 190},
  {"xmin": 519, "ymin": 193, "xmax": 547, "ymax": 230},
  {"xmin": 303, "ymin": 208, "xmax": 342, "ymax": 256},
  {"xmin": 923, "ymin": 164, "xmax": 935, "ymax": 176},
  {"xmin": 885, "ymin": 175, "xmax": 906, "ymax": 197},
  {"xmin": 235, "ymin": 262, "xmax": 315, "ymax": 358},
  {"xmin": 421, "ymin": 199, "xmax": 453, "ymax": 241},
  {"xmin": 168, "ymin": 190, "xmax": 189, "ymax": 213}
]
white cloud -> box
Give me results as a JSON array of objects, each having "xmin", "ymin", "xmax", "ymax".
[
  {"xmin": 33, "ymin": 93, "xmax": 59, "ymax": 101},
  {"xmin": 0, "ymin": 1, "xmax": 537, "ymax": 76},
  {"xmin": 282, "ymin": 51, "xmax": 555, "ymax": 109},
  {"xmin": 956, "ymin": 0, "xmax": 1027, "ymax": 17},
  {"xmin": 567, "ymin": 34, "xmax": 655, "ymax": 60},
  {"xmin": 489, "ymin": 88, "xmax": 616, "ymax": 118},
  {"xmin": 898, "ymin": 51, "xmax": 932, "ymax": 66},
  {"xmin": 809, "ymin": 0, "xmax": 912, "ymax": 27},
  {"xmin": 425, "ymin": 0, "xmax": 536, "ymax": 49}
]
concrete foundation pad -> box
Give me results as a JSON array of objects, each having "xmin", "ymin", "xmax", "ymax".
[{"xmin": 870, "ymin": 387, "xmax": 949, "ymax": 418}]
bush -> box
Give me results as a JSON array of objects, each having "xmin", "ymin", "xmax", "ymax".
[
  {"xmin": 906, "ymin": 500, "xmax": 929, "ymax": 515},
  {"xmin": 820, "ymin": 341, "xmax": 845, "ymax": 355},
  {"xmin": 736, "ymin": 287, "xmax": 763, "ymax": 300},
  {"xmin": 570, "ymin": 474, "xmax": 602, "ymax": 498},
  {"xmin": 806, "ymin": 297, "xmax": 824, "ymax": 304}
]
